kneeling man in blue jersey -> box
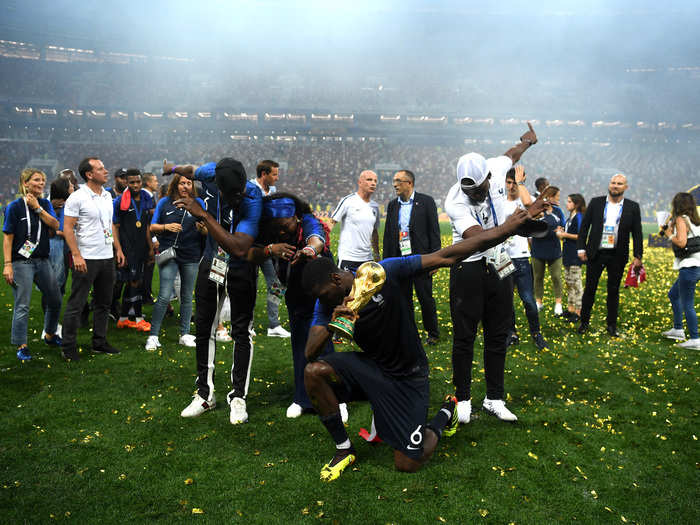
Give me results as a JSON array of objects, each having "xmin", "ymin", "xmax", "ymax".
[{"xmin": 302, "ymin": 204, "xmax": 543, "ymax": 480}]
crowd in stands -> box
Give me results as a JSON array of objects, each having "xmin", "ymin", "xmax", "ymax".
[{"xmin": 0, "ymin": 136, "xmax": 697, "ymax": 219}]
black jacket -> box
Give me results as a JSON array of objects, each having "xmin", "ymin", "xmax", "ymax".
[
  {"xmin": 577, "ymin": 196, "xmax": 643, "ymax": 262},
  {"xmin": 383, "ymin": 192, "xmax": 441, "ymax": 258}
]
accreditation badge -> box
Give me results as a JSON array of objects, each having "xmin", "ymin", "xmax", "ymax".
[
  {"xmin": 399, "ymin": 230, "xmax": 412, "ymax": 256},
  {"xmin": 18, "ymin": 239, "xmax": 37, "ymax": 258},
  {"xmin": 486, "ymin": 244, "xmax": 515, "ymax": 280},
  {"xmin": 104, "ymin": 228, "xmax": 114, "ymax": 245},
  {"xmin": 601, "ymin": 225, "xmax": 615, "ymax": 249},
  {"xmin": 208, "ymin": 246, "xmax": 229, "ymax": 285}
]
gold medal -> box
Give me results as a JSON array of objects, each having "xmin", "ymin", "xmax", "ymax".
[{"xmin": 135, "ymin": 221, "xmax": 142, "ymax": 228}]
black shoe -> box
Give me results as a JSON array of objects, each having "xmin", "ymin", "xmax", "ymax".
[
  {"xmin": 425, "ymin": 336, "xmax": 440, "ymax": 346},
  {"xmin": 532, "ymin": 332, "xmax": 549, "ymax": 350},
  {"xmin": 606, "ymin": 325, "xmax": 621, "ymax": 338},
  {"xmin": 563, "ymin": 312, "xmax": 580, "ymax": 323},
  {"xmin": 577, "ymin": 322, "xmax": 589, "ymax": 334},
  {"xmin": 61, "ymin": 346, "xmax": 80, "ymax": 361},
  {"xmin": 507, "ymin": 333, "xmax": 520, "ymax": 347},
  {"xmin": 92, "ymin": 343, "xmax": 121, "ymax": 355}
]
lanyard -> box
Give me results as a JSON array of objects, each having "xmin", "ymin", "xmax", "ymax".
[
  {"xmin": 90, "ymin": 189, "xmax": 111, "ymax": 230},
  {"xmin": 603, "ymin": 200, "xmax": 624, "ymax": 226},
  {"xmin": 474, "ymin": 196, "xmax": 498, "ymax": 227},
  {"xmin": 23, "ymin": 199, "xmax": 41, "ymax": 244}
]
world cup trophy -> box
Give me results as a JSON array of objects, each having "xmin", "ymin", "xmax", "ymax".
[{"xmin": 328, "ymin": 261, "xmax": 386, "ymax": 340}]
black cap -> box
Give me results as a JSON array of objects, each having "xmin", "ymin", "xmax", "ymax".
[
  {"xmin": 114, "ymin": 168, "xmax": 128, "ymax": 179},
  {"xmin": 215, "ymin": 158, "xmax": 247, "ymax": 208}
]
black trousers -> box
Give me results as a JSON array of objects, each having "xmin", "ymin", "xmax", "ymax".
[
  {"xmin": 194, "ymin": 258, "xmax": 257, "ymax": 403},
  {"xmin": 580, "ymin": 250, "xmax": 627, "ymax": 328},
  {"xmin": 450, "ymin": 260, "xmax": 513, "ymax": 401},
  {"xmin": 62, "ymin": 258, "xmax": 115, "ymax": 351},
  {"xmin": 401, "ymin": 270, "xmax": 439, "ymax": 339}
]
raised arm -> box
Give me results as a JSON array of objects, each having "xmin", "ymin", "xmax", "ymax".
[{"xmin": 503, "ymin": 122, "xmax": 537, "ymax": 165}]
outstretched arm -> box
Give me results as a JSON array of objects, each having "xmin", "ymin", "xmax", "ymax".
[
  {"xmin": 503, "ymin": 122, "xmax": 537, "ymax": 165},
  {"xmin": 420, "ymin": 208, "xmax": 530, "ymax": 270}
]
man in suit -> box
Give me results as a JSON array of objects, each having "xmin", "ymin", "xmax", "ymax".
[
  {"xmin": 576, "ymin": 173, "xmax": 643, "ymax": 337},
  {"xmin": 383, "ymin": 170, "xmax": 441, "ymax": 344}
]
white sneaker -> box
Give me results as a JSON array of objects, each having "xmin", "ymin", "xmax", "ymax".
[
  {"xmin": 536, "ymin": 303, "xmax": 543, "ymax": 312},
  {"xmin": 179, "ymin": 334, "xmax": 196, "ymax": 347},
  {"xmin": 145, "ymin": 335, "xmax": 161, "ymax": 351},
  {"xmin": 457, "ymin": 399, "xmax": 472, "ymax": 424},
  {"xmin": 482, "ymin": 398, "xmax": 518, "ymax": 422},
  {"xmin": 662, "ymin": 328, "xmax": 686, "ymax": 340},
  {"xmin": 216, "ymin": 329, "xmax": 232, "ymax": 342},
  {"xmin": 230, "ymin": 397, "xmax": 248, "ymax": 424},
  {"xmin": 677, "ymin": 338, "xmax": 700, "ymax": 350},
  {"xmin": 181, "ymin": 393, "xmax": 216, "ymax": 417},
  {"xmin": 267, "ymin": 325, "xmax": 291, "ymax": 338},
  {"xmin": 339, "ymin": 402, "xmax": 349, "ymax": 424},
  {"xmin": 286, "ymin": 402, "xmax": 303, "ymax": 418}
]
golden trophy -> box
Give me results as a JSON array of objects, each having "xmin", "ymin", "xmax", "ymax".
[{"xmin": 328, "ymin": 261, "xmax": 386, "ymax": 340}]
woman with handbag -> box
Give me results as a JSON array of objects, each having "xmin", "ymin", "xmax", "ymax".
[
  {"xmin": 661, "ymin": 192, "xmax": 700, "ymax": 350},
  {"xmin": 146, "ymin": 174, "xmax": 206, "ymax": 351}
]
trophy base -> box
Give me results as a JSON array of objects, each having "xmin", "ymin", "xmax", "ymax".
[{"xmin": 328, "ymin": 316, "xmax": 355, "ymax": 340}]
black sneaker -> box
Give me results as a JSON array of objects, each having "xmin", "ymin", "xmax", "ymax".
[
  {"xmin": 532, "ymin": 332, "xmax": 549, "ymax": 350},
  {"xmin": 577, "ymin": 322, "xmax": 589, "ymax": 334},
  {"xmin": 61, "ymin": 346, "xmax": 81, "ymax": 361},
  {"xmin": 92, "ymin": 343, "xmax": 121, "ymax": 355},
  {"xmin": 606, "ymin": 325, "xmax": 621, "ymax": 338},
  {"xmin": 506, "ymin": 333, "xmax": 520, "ymax": 347}
]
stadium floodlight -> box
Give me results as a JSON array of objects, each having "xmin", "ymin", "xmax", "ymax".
[
  {"xmin": 225, "ymin": 112, "xmax": 258, "ymax": 121},
  {"xmin": 111, "ymin": 111, "xmax": 128, "ymax": 119},
  {"xmin": 636, "ymin": 121, "xmax": 651, "ymax": 129},
  {"xmin": 546, "ymin": 120, "xmax": 564, "ymax": 127},
  {"xmin": 287, "ymin": 113, "xmax": 306, "ymax": 122},
  {"xmin": 68, "ymin": 109, "xmax": 84, "ymax": 116},
  {"xmin": 264, "ymin": 113, "xmax": 286, "ymax": 121},
  {"xmin": 592, "ymin": 120, "xmax": 621, "ymax": 128},
  {"xmin": 311, "ymin": 114, "xmax": 332, "ymax": 121},
  {"xmin": 473, "ymin": 118, "xmax": 494, "ymax": 125},
  {"xmin": 39, "ymin": 108, "xmax": 57, "ymax": 115},
  {"xmin": 453, "ymin": 117, "xmax": 473, "ymax": 125},
  {"xmin": 143, "ymin": 112, "xmax": 163, "ymax": 118},
  {"xmin": 14, "ymin": 106, "xmax": 33, "ymax": 113},
  {"xmin": 380, "ymin": 115, "xmax": 401, "ymax": 122},
  {"xmin": 567, "ymin": 120, "xmax": 585, "ymax": 127},
  {"xmin": 333, "ymin": 114, "xmax": 354, "ymax": 121},
  {"xmin": 658, "ymin": 122, "xmax": 675, "ymax": 129},
  {"xmin": 174, "ymin": 112, "xmax": 188, "ymax": 118},
  {"xmin": 197, "ymin": 112, "xmax": 212, "ymax": 118},
  {"xmin": 500, "ymin": 118, "xmax": 520, "ymax": 126}
]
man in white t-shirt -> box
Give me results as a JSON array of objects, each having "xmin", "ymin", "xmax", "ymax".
[
  {"xmin": 503, "ymin": 167, "xmax": 548, "ymax": 350},
  {"xmin": 444, "ymin": 123, "xmax": 538, "ymax": 425},
  {"xmin": 61, "ymin": 157, "xmax": 120, "ymax": 360},
  {"xmin": 330, "ymin": 170, "xmax": 380, "ymax": 272},
  {"xmin": 251, "ymin": 160, "xmax": 291, "ymax": 338}
]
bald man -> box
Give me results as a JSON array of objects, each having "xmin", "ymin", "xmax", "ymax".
[
  {"xmin": 329, "ymin": 170, "xmax": 380, "ymax": 272},
  {"xmin": 576, "ymin": 174, "xmax": 643, "ymax": 337}
]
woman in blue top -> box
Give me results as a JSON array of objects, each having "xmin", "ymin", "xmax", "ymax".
[
  {"xmin": 2, "ymin": 168, "xmax": 62, "ymax": 361},
  {"xmin": 530, "ymin": 185, "xmax": 566, "ymax": 317},
  {"xmin": 557, "ymin": 193, "xmax": 586, "ymax": 322},
  {"xmin": 146, "ymin": 174, "xmax": 206, "ymax": 351}
]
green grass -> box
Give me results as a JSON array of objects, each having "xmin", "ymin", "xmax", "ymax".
[{"xmin": 0, "ymin": 224, "xmax": 697, "ymax": 524}]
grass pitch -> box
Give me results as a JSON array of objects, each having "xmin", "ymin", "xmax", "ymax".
[{"xmin": 0, "ymin": 225, "xmax": 697, "ymax": 524}]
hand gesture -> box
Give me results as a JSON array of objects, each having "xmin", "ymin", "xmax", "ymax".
[
  {"xmin": 25, "ymin": 194, "xmax": 39, "ymax": 211},
  {"xmin": 520, "ymin": 122, "xmax": 537, "ymax": 145},
  {"xmin": 173, "ymin": 197, "xmax": 206, "ymax": 220},
  {"xmin": 269, "ymin": 243, "xmax": 297, "ymax": 261},
  {"xmin": 514, "ymin": 165, "xmax": 526, "ymax": 183},
  {"xmin": 291, "ymin": 245, "xmax": 317, "ymax": 265},
  {"xmin": 162, "ymin": 159, "xmax": 174, "ymax": 176},
  {"xmin": 165, "ymin": 223, "xmax": 183, "ymax": 233},
  {"xmin": 332, "ymin": 297, "xmax": 358, "ymax": 324}
]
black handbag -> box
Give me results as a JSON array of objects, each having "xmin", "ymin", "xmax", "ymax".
[{"xmin": 672, "ymin": 218, "xmax": 700, "ymax": 259}]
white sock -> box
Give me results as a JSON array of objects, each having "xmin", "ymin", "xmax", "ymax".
[
  {"xmin": 119, "ymin": 316, "xmax": 128, "ymax": 322},
  {"xmin": 336, "ymin": 439, "xmax": 351, "ymax": 450}
]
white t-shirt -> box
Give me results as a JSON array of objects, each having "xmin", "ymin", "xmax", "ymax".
[
  {"xmin": 502, "ymin": 198, "xmax": 531, "ymax": 258},
  {"xmin": 331, "ymin": 193, "xmax": 380, "ymax": 262},
  {"xmin": 674, "ymin": 216, "xmax": 700, "ymax": 269},
  {"xmin": 445, "ymin": 155, "xmax": 513, "ymax": 262},
  {"xmin": 599, "ymin": 198, "xmax": 624, "ymax": 250},
  {"xmin": 64, "ymin": 184, "xmax": 115, "ymax": 259}
]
